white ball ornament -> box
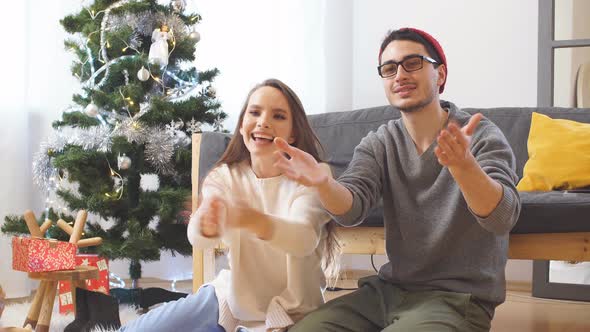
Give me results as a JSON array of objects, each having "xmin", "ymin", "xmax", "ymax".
[
  {"xmin": 85, "ymin": 103, "xmax": 99, "ymax": 117},
  {"xmin": 117, "ymin": 153, "xmax": 132, "ymax": 170},
  {"xmin": 140, "ymin": 173, "xmax": 160, "ymax": 192},
  {"xmin": 189, "ymin": 30, "xmax": 201, "ymax": 43},
  {"xmin": 137, "ymin": 66, "xmax": 150, "ymax": 82}
]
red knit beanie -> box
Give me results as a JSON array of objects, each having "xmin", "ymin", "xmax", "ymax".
[{"xmin": 379, "ymin": 27, "xmax": 448, "ymax": 93}]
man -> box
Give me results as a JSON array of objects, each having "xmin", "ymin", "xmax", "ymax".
[{"xmin": 274, "ymin": 28, "xmax": 521, "ymax": 331}]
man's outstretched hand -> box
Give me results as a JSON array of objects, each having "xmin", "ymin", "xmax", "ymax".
[
  {"xmin": 434, "ymin": 113, "xmax": 483, "ymax": 169},
  {"xmin": 273, "ymin": 137, "xmax": 330, "ymax": 187}
]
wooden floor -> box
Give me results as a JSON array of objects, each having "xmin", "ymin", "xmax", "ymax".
[
  {"xmin": 492, "ymin": 283, "xmax": 590, "ymax": 332},
  {"xmin": 6, "ymin": 277, "xmax": 589, "ymax": 331},
  {"xmin": 324, "ymin": 278, "xmax": 590, "ymax": 332}
]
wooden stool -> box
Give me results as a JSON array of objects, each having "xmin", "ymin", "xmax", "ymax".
[
  {"xmin": 19, "ymin": 210, "xmax": 103, "ymax": 332},
  {"xmin": 25, "ymin": 266, "xmax": 99, "ymax": 332}
]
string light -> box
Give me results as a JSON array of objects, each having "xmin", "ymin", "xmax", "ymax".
[
  {"xmin": 118, "ymin": 88, "xmax": 136, "ymax": 108},
  {"xmin": 86, "ymin": 7, "xmax": 106, "ymax": 20},
  {"xmin": 105, "ymin": 159, "xmax": 124, "ymax": 200}
]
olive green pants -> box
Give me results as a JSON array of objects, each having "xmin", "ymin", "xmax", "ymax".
[{"xmin": 290, "ymin": 276, "xmax": 492, "ymax": 332}]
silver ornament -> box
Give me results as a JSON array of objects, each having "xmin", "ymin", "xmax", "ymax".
[
  {"xmin": 137, "ymin": 66, "xmax": 150, "ymax": 81},
  {"xmin": 171, "ymin": 0, "xmax": 186, "ymax": 13},
  {"xmin": 85, "ymin": 103, "xmax": 99, "ymax": 117},
  {"xmin": 117, "ymin": 153, "xmax": 132, "ymax": 170},
  {"xmin": 188, "ymin": 30, "xmax": 200, "ymax": 43}
]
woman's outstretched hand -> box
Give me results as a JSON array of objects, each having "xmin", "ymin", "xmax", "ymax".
[
  {"xmin": 198, "ymin": 196, "xmax": 226, "ymax": 238},
  {"xmin": 273, "ymin": 137, "xmax": 330, "ymax": 187}
]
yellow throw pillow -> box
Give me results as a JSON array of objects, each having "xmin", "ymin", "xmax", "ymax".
[{"xmin": 517, "ymin": 112, "xmax": 590, "ymax": 191}]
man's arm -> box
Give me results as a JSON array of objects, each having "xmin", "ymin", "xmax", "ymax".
[
  {"xmin": 316, "ymin": 175, "xmax": 354, "ymax": 216},
  {"xmin": 447, "ymin": 154, "xmax": 503, "ymax": 217},
  {"xmin": 435, "ymin": 114, "xmax": 521, "ymax": 233},
  {"xmin": 274, "ymin": 136, "xmax": 384, "ymax": 225},
  {"xmin": 435, "ymin": 114, "xmax": 503, "ymax": 217},
  {"xmin": 273, "ymin": 138, "xmax": 353, "ymax": 215}
]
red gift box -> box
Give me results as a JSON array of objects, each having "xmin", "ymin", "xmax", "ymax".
[
  {"xmin": 12, "ymin": 236, "xmax": 76, "ymax": 272},
  {"xmin": 58, "ymin": 254, "xmax": 110, "ymax": 314}
]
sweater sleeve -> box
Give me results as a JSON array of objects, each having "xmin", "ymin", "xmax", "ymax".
[
  {"xmin": 332, "ymin": 130, "xmax": 385, "ymax": 227},
  {"xmin": 469, "ymin": 120, "xmax": 522, "ymax": 235},
  {"xmin": 265, "ymin": 164, "xmax": 333, "ymax": 256},
  {"xmin": 187, "ymin": 166, "xmax": 231, "ymax": 249}
]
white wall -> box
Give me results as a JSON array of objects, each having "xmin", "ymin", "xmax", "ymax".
[
  {"xmin": 193, "ymin": 0, "xmax": 340, "ymax": 131},
  {"xmin": 1, "ymin": 0, "xmax": 542, "ymax": 294},
  {"xmin": 0, "ymin": 0, "xmax": 83, "ymax": 299},
  {"xmin": 352, "ymin": 0, "xmax": 538, "ymax": 110}
]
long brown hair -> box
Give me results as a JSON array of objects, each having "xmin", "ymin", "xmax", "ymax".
[
  {"xmin": 214, "ymin": 78, "xmax": 340, "ymax": 279},
  {"xmin": 215, "ymin": 78, "xmax": 322, "ymax": 166}
]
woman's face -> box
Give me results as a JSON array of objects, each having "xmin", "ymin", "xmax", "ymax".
[{"xmin": 239, "ymin": 86, "xmax": 295, "ymax": 158}]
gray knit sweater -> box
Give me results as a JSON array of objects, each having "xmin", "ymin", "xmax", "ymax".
[{"xmin": 333, "ymin": 101, "xmax": 521, "ymax": 317}]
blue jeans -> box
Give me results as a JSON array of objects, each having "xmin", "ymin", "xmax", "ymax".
[{"xmin": 119, "ymin": 285, "xmax": 225, "ymax": 332}]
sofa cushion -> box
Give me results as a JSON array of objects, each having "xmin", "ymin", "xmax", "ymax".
[
  {"xmin": 309, "ymin": 105, "xmax": 399, "ymax": 177},
  {"xmin": 462, "ymin": 107, "xmax": 590, "ymax": 179},
  {"xmin": 359, "ymin": 192, "xmax": 590, "ymax": 234},
  {"xmin": 309, "ymin": 105, "xmax": 590, "ymax": 179},
  {"xmin": 512, "ymin": 191, "xmax": 590, "ymax": 234},
  {"xmin": 516, "ymin": 112, "xmax": 590, "ymax": 191},
  {"xmin": 197, "ymin": 132, "xmax": 232, "ymax": 185},
  {"xmin": 196, "ymin": 104, "xmax": 590, "ymax": 234}
]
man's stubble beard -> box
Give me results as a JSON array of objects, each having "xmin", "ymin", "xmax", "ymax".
[{"xmin": 397, "ymin": 91, "xmax": 435, "ymax": 114}]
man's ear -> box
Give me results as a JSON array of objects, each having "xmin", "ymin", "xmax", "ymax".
[{"xmin": 437, "ymin": 64, "xmax": 447, "ymax": 88}]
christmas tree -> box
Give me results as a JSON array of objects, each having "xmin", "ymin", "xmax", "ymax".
[{"xmin": 2, "ymin": 0, "xmax": 225, "ymax": 283}]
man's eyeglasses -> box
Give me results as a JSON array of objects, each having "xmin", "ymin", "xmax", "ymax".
[{"xmin": 377, "ymin": 55, "xmax": 439, "ymax": 78}]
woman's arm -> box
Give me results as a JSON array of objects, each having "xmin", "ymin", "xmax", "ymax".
[
  {"xmin": 227, "ymin": 187, "xmax": 331, "ymax": 257},
  {"xmin": 186, "ymin": 167, "xmax": 230, "ymax": 249}
]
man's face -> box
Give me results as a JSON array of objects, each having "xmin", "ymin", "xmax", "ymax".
[{"xmin": 380, "ymin": 40, "xmax": 445, "ymax": 113}]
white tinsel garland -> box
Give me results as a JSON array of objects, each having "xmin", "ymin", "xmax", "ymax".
[
  {"xmin": 144, "ymin": 128, "xmax": 175, "ymax": 175},
  {"xmin": 111, "ymin": 118, "xmax": 149, "ymax": 144},
  {"xmin": 32, "ymin": 142, "xmax": 55, "ymax": 193},
  {"xmin": 33, "ymin": 126, "xmax": 113, "ymax": 192}
]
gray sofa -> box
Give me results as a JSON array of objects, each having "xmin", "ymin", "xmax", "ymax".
[
  {"xmin": 191, "ymin": 104, "xmax": 590, "ymax": 290},
  {"xmin": 198, "ymin": 104, "xmax": 590, "ymax": 236},
  {"xmin": 307, "ymin": 104, "xmax": 590, "ymax": 236}
]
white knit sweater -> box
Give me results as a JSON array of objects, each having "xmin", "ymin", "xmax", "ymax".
[{"xmin": 187, "ymin": 161, "xmax": 331, "ymax": 332}]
